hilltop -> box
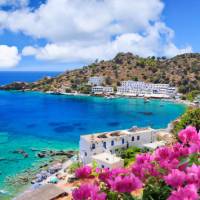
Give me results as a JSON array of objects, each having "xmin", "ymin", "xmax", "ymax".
[{"xmin": 1, "ymin": 53, "xmax": 200, "ymax": 94}]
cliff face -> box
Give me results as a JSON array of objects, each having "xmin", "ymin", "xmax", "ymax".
[{"xmin": 1, "ymin": 53, "xmax": 200, "ymax": 94}]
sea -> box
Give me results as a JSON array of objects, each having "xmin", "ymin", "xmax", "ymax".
[{"xmin": 0, "ymin": 71, "xmax": 186, "ymax": 199}]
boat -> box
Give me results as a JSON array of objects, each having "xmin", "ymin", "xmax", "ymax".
[
  {"xmin": 0, "ymin": 190, "xmax": 9, "ymax": 195},
  {"xmin": 144, "ymin": 98, "xmax": 150, "ymax": 103}
]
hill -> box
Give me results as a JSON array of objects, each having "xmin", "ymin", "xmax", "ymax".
[{"xmin": 1, "ymin": 53, "xmax": 200, "ymax": 94}]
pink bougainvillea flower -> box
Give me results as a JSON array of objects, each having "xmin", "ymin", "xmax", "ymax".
[
  {"xmin": 159, "ymin": 158, "xmax": 179, "ymax": 171},
  {"xmin": 164, "ymin": 169, "xmax": 186, "ymax": 188},
  {"xmin": 155, "ymin": 146, "xmax": 173, "ymax": 161},
  {"xmin": 178, "ymin": 126, "xmax": 199, "ymax": 144},
  {"xmin": 131, "ymin": 153, "xmax": 158, "ymax": 180},
  {"xmin": 186, "ymin": 164, "xmax": 200, "ymax": 186},
  {"xmin": 188, "ymin": 142, "xmax": 200, "ymax": 154},
  {"xmin": 167, "ymin": 184, "xmax": 199, "ymax": 200},
  {"xmin": 172, "ymin": 143, "xmax": 189, "ymax": 158},
  {"xmin": 99, "ymin": 168, "xmax": 129, "ymax": 187},
  {"xmin": 108, "ymin": 174, "xmax": 142, "ymax": 193},
  {"xmin": 75, "ymin": 166, "xmax": 92, "ymax": 179},
  {"xmin": 72, "ymin": 184, "xmax": 106, "ymax": 200}
]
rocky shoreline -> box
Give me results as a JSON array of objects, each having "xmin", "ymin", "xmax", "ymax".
[{"xmin": 4, "ymin": 149, "xmax": 77, "ymax": 198}]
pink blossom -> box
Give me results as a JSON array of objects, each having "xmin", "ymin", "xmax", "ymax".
[
  {"xmin": 172, "ymin": 143, "xmax": 189, "ymax": 158},
  {"xmin": 167, "ymin": 184, "xmax": 199, "ymax": 200},
  {"xmin": 75, "ymin": 166, "xmax": 92, "ymax": 179},
  {"xmin": 178, "ymin": 126, "xmax": 199, "ymax": 144},
  {"xmin": 186, "ymin": 164, "xmax": 200, "ymax": 187},
  {"xmin": 164, "ymin": 169, "xmax": 186, "ymax": 188},
  {"xmin": 72, "ymin": 184, "xmax": 106, "ymax": 200},
  {"xmin": 155, "ymin": 146, "xmax": 173, "ymax": 161},
  {"xmin": 108, "ymin": 174, "xmax": 142, "ymax": 193},
  {"xmin": 131, "ymin": 153, "xmax": 159, "ymax": 180},
  {"xmin": 155, "ymin": 147, "xmax": 179, "ymax": 171},
  {"xmin": 159, "ymin": 158, "xmax": 179, "ymax": 171},
  {"xmin": 99, "ymin": 168, "xmax": 129, "ymax": 186},
  {"xmin": 188, "ymin": 142, "xmax": 200, "ymax": 154},
  {"xmin": 136, "ymin": 153, "xmax": 154, "ymax": 164}
]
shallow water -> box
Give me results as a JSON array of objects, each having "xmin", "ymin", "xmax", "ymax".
[{"xmin": 0, "ymin": 91, "xmax": 186, "ymax": 199}]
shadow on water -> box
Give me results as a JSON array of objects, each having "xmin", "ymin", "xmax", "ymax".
[
  {"xmin": 53, "ymin": 125, "xmax": 75, "ymax": 133},
  {"xmin": 107, "ymin": 122, "xmax": 120, "ymax": 127},
  {"xmin": 48, "ymin": 122, "xmax": 66, "ymax": 127},
  {"xmin": 138, "ymin": 111, "xmax": 154, "ymax": 116}
]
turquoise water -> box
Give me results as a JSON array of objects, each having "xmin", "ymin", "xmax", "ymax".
[{"xmin": 0, "ymin": 91, "xmax": 186, "ymax": 199}]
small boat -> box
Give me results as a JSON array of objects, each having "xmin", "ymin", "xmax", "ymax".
[
  {"xmin": 0, "ymin": 190, "xmax": 9, "ymax": 195},
  {"xmin": 144, "ymin": 98, "xmax": 150, "ymax": 103}
]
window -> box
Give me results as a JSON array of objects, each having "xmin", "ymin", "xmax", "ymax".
[
  {"xmin": 137, "ymin": 136, "xmax": 140, "ymax": 140},
  {"xmin": 111, "ymin": 140, "xmax": 114, "ymax": 146},
  {"xmin": 103, "ymin": 142, "xmax": 106, "ymax": 149},
  {"xmin": 92, "ymin": 143, "xmax": 95, "ymax": 149},
  {"xmin": 122, "ymin": 138, "xmax": 125, "ymax": 144},
  {"xmin": 85, "ymin": 152, "xmax": 87, "ymax": 157},
  {"xmin": 132, "ymin": 136, "xmax": 134, "ymax": 141}
]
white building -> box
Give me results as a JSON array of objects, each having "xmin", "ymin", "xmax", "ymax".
[
  {"xmin": 117, "ymin": 81, "xmax": 177, "ymax": 98},
  {"xmin": 194, "ymin": 95, "xmax": 200, "ymax": 104},
  {"xmin": 79, "ymin": 126, "xmax": 156, "ymax": 164},
  {"xmin": 142, "ymin": 141, "xmax": 165, "ymax": 150},
  {"xmin": 91, "ymin": 86, "xmax": 114, "ymax": 94},
  {"xmin": 92, "ymin": 153, "xmax": 124, "ymax": 169},
  {"xmin": 88, "ymin": 77, "xmax": 104, "ymax": 86}
]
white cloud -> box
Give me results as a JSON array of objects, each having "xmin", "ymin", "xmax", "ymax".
[
  {"xmin": 21, "ymin": 22, "xmax": 192, "ymax": 63},
  {"xmin": 22, "ymin": 46, "xmax": 37, "ymax": 56},
  {"xmin": 0, "ymin": 0, "xmax": 193, "ymax": 64},
  {"xmin": 0, "ymin": 45, "xmax": 21, "ymax": 68},
  {"xmin": 0, "ymin": 0, "xmax": 164, "ymax": 42}
]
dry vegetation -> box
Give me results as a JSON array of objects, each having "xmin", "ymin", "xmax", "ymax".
[{"xmin": 1, "ymin": 53, "xmax": 200, "ymax": 94}]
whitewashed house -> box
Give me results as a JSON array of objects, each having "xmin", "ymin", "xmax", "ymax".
[
  {"xmin": 79, "ymin": 126, "xmax": 156, "ymax": 164},
  {"xmin": 92, "ymin": 153, "xmax": 124, "ymax": 169},
  {"xmin": 117, "ymin": 81, "xmax": 177, "ymax": 98},
  {"xmin": 88, "ymin": 77, "xmax": 104, "ymax": 86},
  {"xmin": 92, "ymin": 86, "xmax": 114, "ymax": 95}
]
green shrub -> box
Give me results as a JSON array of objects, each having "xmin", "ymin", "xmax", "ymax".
[
  {"xmin": 116, "ymin": 146, "xmax": 141, "ymax": 166},
  {"xmin": 143, "ymin": 177, "xmax": 171, "ymax": 200},
  {"xmin": 186, "ymin": 90, "xmax": 200, "ymax": 101},
  {"xmin": 68, "ymin": 162, "xmax": 82, "ymax": 174},
  {"xmin": 173, "ymin": 108, "xmax": 200, "ymax": 134}
]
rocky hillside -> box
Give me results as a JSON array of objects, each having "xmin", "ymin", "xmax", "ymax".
[{"xmin": 1, "ymin": 53, "xmax": 200, "ymax": 94}]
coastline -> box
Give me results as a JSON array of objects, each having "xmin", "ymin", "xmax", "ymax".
[
  {"xmin": 44, "ymin": 90, "xmax": 193, "ymax": 107},
  {"xmin": 0, "ymin": 88, "xmax": 194, "ymax": 108}
]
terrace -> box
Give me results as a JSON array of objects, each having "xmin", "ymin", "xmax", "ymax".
[{"xmin": 81, "ymin": 127, "xmax": 153, "ymax": 143}]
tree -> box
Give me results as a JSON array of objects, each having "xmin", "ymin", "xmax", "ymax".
[
  {"xmin": 186, "ymin": 90, "xmax": 200, "ymax": 101},
  {"xmin": 105, "ymin": 77, "xmax": 112, "ymax": 85},
  {"xmin": 132, "ymin": 76, "xmax": 138, "ymax": 81}
]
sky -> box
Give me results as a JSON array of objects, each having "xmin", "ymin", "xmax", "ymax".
[{"xmin": 0, "ymin": 0, "xmax": 198, "ymax": 71}]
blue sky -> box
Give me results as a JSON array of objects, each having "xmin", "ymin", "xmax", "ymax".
[
  {"xmin": 0, "ymin": 0, "xmax": 198, "ymax": 71},
  {"xmin": 163, "ymin": 0, "xmax": 200, "ymax": 53}
]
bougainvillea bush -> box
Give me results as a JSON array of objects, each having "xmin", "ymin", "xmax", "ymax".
[{"xmin": 72, "ymin": 126, "xmax": 200, "ymax": 200}]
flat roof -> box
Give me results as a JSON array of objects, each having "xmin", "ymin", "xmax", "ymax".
[
  {"xmin": 92, "ymin": 153, "xmax": 122, "ymax": 164},
  {"xmin": 142, "ymin": 141, "xmax": 165, "ymax": 150},
  {"xmin": 15, "ymin": 184, "xmax": 67, "ymax": 200},
  {"xmin": 81, "ymin": 127, "xmax": 154, "ymax": 143}
]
